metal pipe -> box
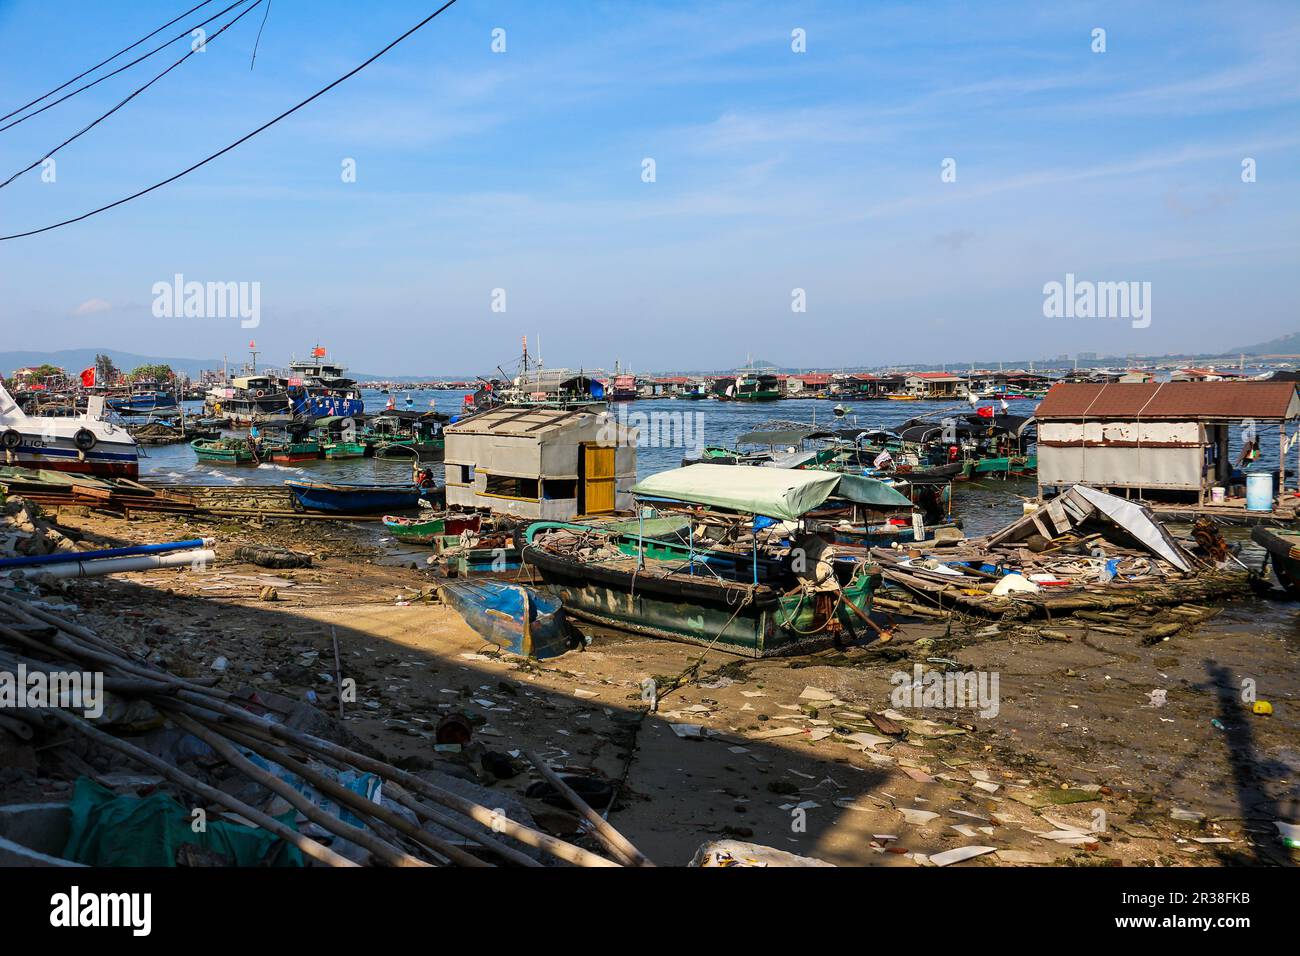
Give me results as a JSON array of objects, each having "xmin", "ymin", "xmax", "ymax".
[
  {"xmin": 2, "ymin": 549, "xmax": 214, "ymax": 579},
  {"xmin": 0, "ymin": 538, "xmax": 213, "ymax": 570}
]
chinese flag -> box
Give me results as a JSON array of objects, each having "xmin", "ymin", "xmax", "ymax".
[
  {"xmin": 976, "ymin": 405, "xmax": 994, "ymax": 418},
  {"xmin": 312, "ymin": 346, "xmax": 327, "ymax": 357},
  {"xmin": 80, "ymin": 367, "xmax": 96, "ymax": 387}
]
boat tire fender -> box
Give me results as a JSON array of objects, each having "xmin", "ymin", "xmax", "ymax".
[
  {"xmin": 1, "ymin": 429, "xmax": 22, "ymax": 450},
  {"xmin": 73, "ymin": 428, "xmax": 98, "ymax": 451}
]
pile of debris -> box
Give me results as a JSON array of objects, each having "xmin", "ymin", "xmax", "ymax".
[
  {"xmin": 874, "ymin": 485, "xmax": 1255, "ymax": 621},
  {"xmin": 0, "ymin": 590, "xmax": 654, "ymax": 867},
  {"xmin": 0, "ymin": 496, "xmax": 79, "ymax": 563}
]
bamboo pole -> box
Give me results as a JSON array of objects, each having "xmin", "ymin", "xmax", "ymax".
[
  {"xmin": 166, "ymin": 690, "xmax": 619, "ymax": 868},
  {"xmin": 205, "ymin": 721, "xmax": 492, "ymax": 868},
  {"xmin": 173, "ymin": 713, "xmax": 432, "ymax": 868},
  {"xmin": 523, "ymin": 750, "xmax": 654, "ymax": 868},
  {"xmin": 42, "ymin": 707, "xmax": 356, "ymax": 868}
]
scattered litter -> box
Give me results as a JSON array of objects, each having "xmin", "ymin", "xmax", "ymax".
[{"xmin": 929, "ymin": 845, "xmax": 996, "ymax": 866}]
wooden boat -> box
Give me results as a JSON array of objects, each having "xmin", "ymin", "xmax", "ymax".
[
  {"xmin": 323, "ymin": 440, "xmax": 366, "ymax": 459},
  {"xmin": 265, "ymin": 438, "xmax": 323, "ymax": 463},
  {"xmin": 886, "ymin": 394, "xmax": 920, "ymax": 401},
  {"xmin": 382, "ymin": 512, "xmax": 481, "ymax": 544},
  {"xmin": 191, "ymin": 437, "xmax": 254, "ymax": 464},
  {"xmin": 284, "ymin": 479, "xmax": 442, "ymax": 513},
  {"xmin": 524, "ymin": 523, "xmax": 879, "ymax": 657},
  {"xmin": 521, "ymin": 466, "xmax": 891, "ymax": 657},
  {"xmin": 371, "ymin": 437, "xmax": 445, "ymax": 460},
  {"xmin": 437, "ymin": 580, "xmax": 574, "ymax": 659},
  {"xmin": 1251, "ymin": 526, "xmax": 1300, "ymax": 595}
]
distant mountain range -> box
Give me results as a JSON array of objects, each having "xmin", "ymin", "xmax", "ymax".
[
  {"xmin": 0, "ymin": 348, "xmax": 220, "ymax": 378},
  {"xmin": 1231, "ymin": 332, "xmax": 1300, "ymax": 356}
]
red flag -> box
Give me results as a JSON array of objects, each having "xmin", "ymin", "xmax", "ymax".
[
  {"xmin": 312, "ymin": 346, "xmax": 327, "ymax": 358},
  {"xmin": 976, "ymin": 405, "xmax": 994, "ymax": 418},
  {"xmin": 79, "ymin": 367, "xmax": 96, "ymax": 387},
  {"xmin": 248, "ymin": 340, "xmax": 256, "ymax": 349}
]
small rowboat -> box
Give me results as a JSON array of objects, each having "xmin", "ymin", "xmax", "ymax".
[
  {"xmin": 382, "ymin": 512, "xmax": 481, "ymax": 544},
  {"xmin": 284, "ymin": 479, "xmax": 442, "ymax": 514},
  {"xmin": 191, "ymin": 438, "xmax": 254, "ymax": 464},
  {"xmin": 437, "ymin": 580, "xmax": 574, "ymax": 659}
]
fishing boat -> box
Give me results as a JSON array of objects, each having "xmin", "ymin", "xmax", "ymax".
[
  {"xmin": 264, "ymin": 438, "xmax": 323, "ymax": 463},
  {"xmin": 0, "ymin": 384, "xmax": 139, "ymax": 479},
  {"xmin": 107, "ymin": 380, "xmax": 178, "ymax": 415},
  {"xmin": 886, "ymin": 393, "xmax": 920, "ymax": 401},
  {"xmin": 1251, "ymin": 526, "xmax": 1300, "ymax": 595},
  {"xmin": 437, "ymin": 580, "xmax": 575, "ymax": 659},
  {"xmin": 522, "ymin": 465, "xmax": 887, "ymax": 657},
  {"xmin": 323, "ymin": 440, "xmax": 366, "ymax": 460},
  {"xmin": 191, "ymin": 437, "xmax": 255, "ymax": 464},
  {"xmin": 312, "ymin": 415, "xmax": 366, "ymax": 459},
  {"xmin": 363, "ymin": 410, "xmax": 446, "ymax": 461},
  {"xmin": 284, "ymin": 479, "xmax": 442, "ymax": 514},
  {"xmin": 382, "ymin": 512, "xmax": 482, "ymax": 544}
]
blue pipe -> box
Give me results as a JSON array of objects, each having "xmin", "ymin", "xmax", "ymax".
[{"xmin": 0, "ymin": 538, "xmax": 211, "ymax": 570}]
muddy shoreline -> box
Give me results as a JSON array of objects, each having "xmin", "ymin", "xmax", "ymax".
[{"xmin": 4, "ymin": 504, "xmax": 1297, "ymax": 867}]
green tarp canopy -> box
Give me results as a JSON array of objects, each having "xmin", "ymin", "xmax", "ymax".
[{"xmin": 631, "ymin": 464, "xmax": 911, "ymax": 520}]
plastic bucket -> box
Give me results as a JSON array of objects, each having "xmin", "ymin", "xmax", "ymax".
[
  {"xmin": 1245, "ymin": 472, "xmax": 1274, "ymax": 512},
  {"xmin": 1210, "ymin": 486, "xmax": 1225, "ymax": 503}
]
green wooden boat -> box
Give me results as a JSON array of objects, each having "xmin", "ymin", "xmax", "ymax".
[
  {"xmin": 191, "ymin": 438, "xmax": 253, "ymax": 464},
  {"xmin": 323, "ymin": 440, "xmax": 366, "ymax": 459},
  {"xmin": 382, "ymin": 512, "xmax": 481, "ymax": 544},
  {"xmin": 523, "ymin": 521, "xmax": 880, "ymax": 657},
  {"xmin": 371, "ymin": 437, "xmax": 445, "ymax": 461},
  {"xmin": 266, "ymin": 439, "xmax": 323, "ymax": 463}
]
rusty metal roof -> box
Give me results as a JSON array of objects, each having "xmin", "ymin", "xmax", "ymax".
[{"xmin": 1034, "ymin": 381, "xmax": 1300, "ymax": 421}]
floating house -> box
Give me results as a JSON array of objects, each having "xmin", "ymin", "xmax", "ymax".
[
  {"xmin": 444, "ymin": 406, "xmax": 638, "ymax": 519},
  {"xmin": 1034, "ymin": 381, "xmax": 1300, "ymax": 506}
]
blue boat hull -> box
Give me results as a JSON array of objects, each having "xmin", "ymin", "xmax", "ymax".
[
  {"xmin": 285, "ymin": 481, "xmax": 439, "ymax": 514},
  {"xmin": 437, "ymin": 581, "xmax": 573, "ymax": 659}
]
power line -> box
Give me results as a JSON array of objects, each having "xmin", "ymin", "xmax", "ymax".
[
  {"xmin": 0, "ymin": 0, "xmax": 257, "ymax": 134},
  {"xmin": 0, "ymin": 0, "xmax": 220, "ymax": 124},
  {"xmin": 1, "ymin": 0, "xmax": 267, "ymax": 191},
  {"xmin": 0, "ymin": 0, "xmax": 462, "ymax": 242}
]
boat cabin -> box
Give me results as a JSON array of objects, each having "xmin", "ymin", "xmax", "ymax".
[{"xmin": 444, "ymin": 405, "xmax": 638, "ymax": 519}]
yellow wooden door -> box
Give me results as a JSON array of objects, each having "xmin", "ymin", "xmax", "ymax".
[{"xmin": 583, "ymin": 445, "xmax": 616, "ymax": 514}]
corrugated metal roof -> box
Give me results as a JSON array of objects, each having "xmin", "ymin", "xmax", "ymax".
[
  {"xmin": 1035, "ymin": 381, "xmax": 1300, "ymax": 421},
  {"xmin": 446, "ymin": 405, "xmax": 601, "ymax": 436}
]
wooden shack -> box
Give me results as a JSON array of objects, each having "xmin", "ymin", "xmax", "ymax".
[
  {"xmin": 444, "ymin": 406, "xmax": 637, "ymax": 519},
  {"xmin": 1034, "ymin": 381, "xmax": 1300, "ymax": 507}
]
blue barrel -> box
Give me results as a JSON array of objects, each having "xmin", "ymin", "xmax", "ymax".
[{"xmin": 1246, "ymin": 471, "xmax": 1274, "ymax": 512}]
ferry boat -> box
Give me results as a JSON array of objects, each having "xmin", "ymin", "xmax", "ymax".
[
  {"xmin": 206, "ymin": 345, "xmax": 363, "ymax": 424},
  {"xmin": 1, "ymin": 382, "xmax": 139, "ymax": 479}
]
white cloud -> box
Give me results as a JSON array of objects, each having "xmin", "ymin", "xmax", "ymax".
[{"xmin": 73, "ymin": 298, "xmax": 113, "ymax": 316}]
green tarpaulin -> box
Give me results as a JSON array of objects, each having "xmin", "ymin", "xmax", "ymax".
[
  {"xmin": 63, "ymin": 776, "xmax": 304, "ymax": 867},
  {"xmin": 832, "ymin": 473, "xmax": 914, "ymax": 508}
]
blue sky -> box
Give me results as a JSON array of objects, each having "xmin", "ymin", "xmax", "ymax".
[{"xmin": 0, "ymin": 0, "xmax": 1297, "ymax": 375}]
